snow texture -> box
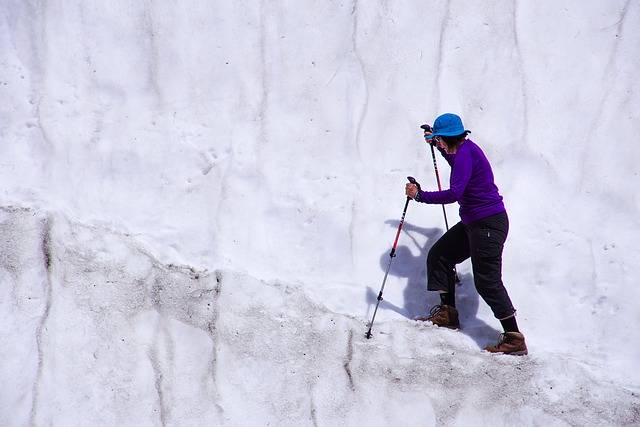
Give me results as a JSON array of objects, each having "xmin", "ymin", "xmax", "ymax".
[{"xmin": 1, "ymin": 1, "xmax": 640, "ymax": 426}]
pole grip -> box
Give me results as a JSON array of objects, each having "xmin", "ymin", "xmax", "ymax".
[{"xmin": 407, "ymin": 176, "xmax": 421, "ymax": 191}]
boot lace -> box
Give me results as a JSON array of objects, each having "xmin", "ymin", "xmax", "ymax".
[
  {"xmin": 496, "ymin": 333, "xmax": 507, "ymax": 345},
  {"xmin": 429, "ymin": 305, "xmax": 444, "ymax": 317}
]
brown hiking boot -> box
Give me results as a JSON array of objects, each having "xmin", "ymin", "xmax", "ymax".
[
  {"xmin": 485, "ymin": 332, "xmax": 528, "ymax": 356},
  {"xmin": 415, "ymin": 305, "xmax": 460, "ymax": 329}
]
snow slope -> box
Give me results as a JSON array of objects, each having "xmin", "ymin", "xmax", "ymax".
[
  {"xmin": 1, "ymin": 207, "xmax": 638, "ymax": 425},
  {"xmin": 1, "ymin": 1, "xmax": 639, "ymax": 425}
]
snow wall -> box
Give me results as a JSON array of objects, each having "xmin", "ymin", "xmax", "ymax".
[{"xmin": 1, "ymin": 1, "xmax": 639, "ymax": 425}]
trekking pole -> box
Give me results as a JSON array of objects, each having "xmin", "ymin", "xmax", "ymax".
[
  {"xmin": 365, "ymin": 177, "xmax": 417, "ymax": 339},
  {"xmin": 428, "ymin": 143, "xmax": 451, "ymax": 230},
  {"xmin": 422, "ymin": 124, "xmax": 460, "ymax": 283}
]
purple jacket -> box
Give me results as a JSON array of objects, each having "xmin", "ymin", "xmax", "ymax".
[{"xmin": 415, "ymin": 139, "xmax": 506, "ymax": 224}]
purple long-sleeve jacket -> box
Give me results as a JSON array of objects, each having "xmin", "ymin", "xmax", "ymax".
[{"xmin": 415, "ymin": 139, "xmax": 506, "ymax": 224}]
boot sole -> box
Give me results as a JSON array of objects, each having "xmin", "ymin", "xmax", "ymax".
[
  {"xmin": 414, "ymin": 318, "xmax": 460, "ymax": 330},
  {"xmin": 486, "ymin": 350, "xmax": 528, "ymax": 356},
  {"xmin": 439, "ymin": 324, "xmax": 460, "ymax": 330}
]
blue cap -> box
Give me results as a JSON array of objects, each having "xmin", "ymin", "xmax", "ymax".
[{"xmin": 429, "ymin": 113, "xmax": 470, "ymax": 137}]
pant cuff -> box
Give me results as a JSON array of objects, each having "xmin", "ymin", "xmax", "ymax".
[{"xmin": 496, "ymin": 309, "xmax": 517, "ymax": 320}]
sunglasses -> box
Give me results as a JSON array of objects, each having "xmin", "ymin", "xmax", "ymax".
[{"xmin": 424, "ymin": 133, "xmax": 443, "ymax": 144}]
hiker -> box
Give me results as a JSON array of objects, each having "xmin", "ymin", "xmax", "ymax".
[{"xmin": 405, "ymin": 113, "xmax": 527, "ymax": 355}]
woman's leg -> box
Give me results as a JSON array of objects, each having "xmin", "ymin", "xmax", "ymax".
[
  {"xmin": 426, "ymin": 221, "xmax": 470, "ymax": 297},
  {"xmin": 420, "ymin": 222, "xmax": 471, "ymax": 327},
  {"xmin": 468, "ymin": 213, "xmax": 527, "ymax": 354},
  {"xmin": 467, "ymin": 212, "xmax": 515, "ymax": 320}
]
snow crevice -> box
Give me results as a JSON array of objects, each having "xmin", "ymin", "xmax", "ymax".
[
  {"xmin": 142, "ymin": 4, "xmax": 162, "ymax": 106},
  {"xmin": 29, "ymin": 216, "xmax": 53, "ymax": 427},
  {"xmin": 350, "ymin": 0, "xmax": 367, "ymax": 162},
  {"xmin": 510, "ymin": 0, "xmax": 529, "ymax": 147},
  {"xmin": 343, "ymin": 329, "xmax": 355, "ymax": 391},
  {"xmin": 148, "ymin": 343, "xmax": 169, "ymax": 427},
  {"xmin": 204, "ymin": 270, "xmax": 224, "ymax": 418},
  {"xmin": 433, "ymin": 0, "xmax": 451, "ymax": 110}
]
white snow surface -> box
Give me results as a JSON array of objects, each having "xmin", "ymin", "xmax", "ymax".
[{"xmin": 1, "ymin": 1, "xmax": 639, "ymax": 425}]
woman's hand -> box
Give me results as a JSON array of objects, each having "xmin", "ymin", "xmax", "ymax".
[
  {"xmin": 423, "ymin": 130, "xmax": 435, "ymax": 145},
  {"xmin": 405, "ymin": 183, "xmax": 418, "ymax": 199}
]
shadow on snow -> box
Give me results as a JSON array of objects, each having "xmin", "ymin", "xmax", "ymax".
[{"xmin": 366, "ymin": 220, "xmax": 501, "ymax": 349}]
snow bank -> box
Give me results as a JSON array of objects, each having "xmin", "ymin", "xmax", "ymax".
[{"xmin": 1, "ymin": 207, "xmax": 638, "ymax": 425}]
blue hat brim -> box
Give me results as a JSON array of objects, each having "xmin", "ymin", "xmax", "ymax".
[{"xmin": 431, "ymin": 129, "xmax": 471, "ymax": 137}]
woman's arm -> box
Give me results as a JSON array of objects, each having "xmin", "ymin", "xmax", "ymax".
[{"xmin": 416, "ymin": 148, "xmax": 471, "ymax": 204}]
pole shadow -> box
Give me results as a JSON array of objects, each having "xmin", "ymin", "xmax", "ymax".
[{"xmin": 366, "ymin": 220, "xmax": 501, "ymax": 349}]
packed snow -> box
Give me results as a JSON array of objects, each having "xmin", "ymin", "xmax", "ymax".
[{"xmin": 1, "ymin": 1, "xmax": 639, "ymax": 426}]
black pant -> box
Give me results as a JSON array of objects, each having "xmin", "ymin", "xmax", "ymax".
[{"xmin": 426, "ymin": 211, "xmax": 515, "ymax": 319}]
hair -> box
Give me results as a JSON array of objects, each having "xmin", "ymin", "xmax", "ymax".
[{"xmin": 440, "ymin": 131, "xmax": 470, "ymax": 149}]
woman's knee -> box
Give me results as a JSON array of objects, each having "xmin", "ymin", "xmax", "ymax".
[
  {"xmin": 427, "ymin": 243, "xmax": 446, "ymax": 266},
  {"xmin": 427, "ymin": 244, "xmax": 443, "ymax": 268}
]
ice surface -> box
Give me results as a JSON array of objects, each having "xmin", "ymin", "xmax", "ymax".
[{"xmin": 1, "ymin": 1, "xmax": 639, "ymax": 425}]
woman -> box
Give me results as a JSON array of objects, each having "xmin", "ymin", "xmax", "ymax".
[{"xmin": 405, "ymin": 113, "xmax": 527, "ymax": 355}]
